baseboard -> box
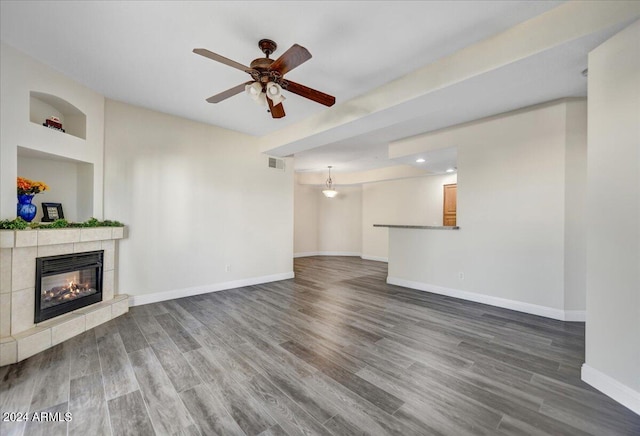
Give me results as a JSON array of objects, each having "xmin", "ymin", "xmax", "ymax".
[
  {"xmin": 128, "ymin": 271, "xmax": 295, "ymax": 306},
  {"xmin": 387, "ymin": 276, "xmax": 585, "ymax": 322},
  {"xmin": 294, "ymin": 252, "xmax": 317, "ymax": 258},
  {"xmin": 581, "ymin": 364, "xmax": 640, "ymax": 415},
  {"xmin": 361, "ymin": 255, "xmax": 389, "ymax": 263},
  {"xmin": 563, "ymin": 310, "xmax": 587, "ymax": 322},
  {"xmin": 294, "ymin": 252, "xmax": 389, "ymax": 263},
  {"xmin": 294, "ymin": 251, "xmax": 361, "ymax": 258}
]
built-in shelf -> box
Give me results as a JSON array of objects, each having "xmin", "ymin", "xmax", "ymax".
[
  {"xmin": 18, "ymin": 147, "xmax": 94, "ymax": 222},
  {"xmin": 22, "ymin": 92, "xmax": 93, "ymax": 221},
  {"xmin": 29, "ymin": 91, "xmax": 86, "ymax": 140}
]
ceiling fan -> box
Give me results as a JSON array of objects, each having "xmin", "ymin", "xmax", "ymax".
[{"xmin": 193, "ymin": 39, "xmax": 336, "ymax": 119}]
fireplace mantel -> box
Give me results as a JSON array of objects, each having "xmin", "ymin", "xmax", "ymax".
[{"xmin": 0, "ymin": 227, "xmax": 128, "ymax": 365}]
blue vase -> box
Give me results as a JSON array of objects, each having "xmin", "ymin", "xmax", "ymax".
[{"xmin": 17, "ymin": 194, "xmax": 37, "ymax": 222}]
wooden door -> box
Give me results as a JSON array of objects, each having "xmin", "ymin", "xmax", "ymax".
[{"xmin": 443, "ymin": 184, "xmax": 457, "ymax": 226}]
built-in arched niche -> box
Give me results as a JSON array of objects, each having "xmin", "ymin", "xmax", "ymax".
[{"xmin": 29, "ymin": 91, "xmax": 87, "ymax": 139}]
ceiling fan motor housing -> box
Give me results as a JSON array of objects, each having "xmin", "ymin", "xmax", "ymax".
[
  {"xmin": 252, "ymin": 39, "xmax": 281, "ymax": 84},
  {"xmin": 250, "ymin": 58, "xmax": 276, "ymax": 84}
]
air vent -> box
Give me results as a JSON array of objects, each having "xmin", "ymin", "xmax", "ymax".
[{"xmin": 268, "ymin": 157, "xmax": 285, "ymax": 171}]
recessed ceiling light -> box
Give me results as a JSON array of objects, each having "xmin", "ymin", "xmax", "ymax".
[
  {"xmin": 416, "ymin": 158, "xmax": 426, "ymax": 163},
  {"xmin": 446, "ymin": 168, "xmax": 455, "ymax": 173}
]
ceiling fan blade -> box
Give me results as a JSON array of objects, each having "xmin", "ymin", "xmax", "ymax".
[
  {"xmin": 206, "ymin": 81, "xmax": 253, "ymax": 103},
  {"xmin": 267, "ymin": 97, "xmax": 286, "ymax": 118},
  {"xmin": 282, "ymin": 80, "xmax": 335, "ymax": 107},
  {"xmin": 268, "ymin": 44, "xmax": 312, "ymax": 75},
  {"xmin": 193, "ymin": 48, "xmax": 257, "ymax": 74}
]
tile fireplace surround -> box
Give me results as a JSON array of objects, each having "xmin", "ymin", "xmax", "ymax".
[{"xmin": 0, "ymin": 227, "xmax": 128, "ymax": 366}]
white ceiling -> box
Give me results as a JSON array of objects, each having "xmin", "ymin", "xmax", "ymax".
[{"xmin": 0, "ymin": 1, "xmax": 629, "ymax": 175}]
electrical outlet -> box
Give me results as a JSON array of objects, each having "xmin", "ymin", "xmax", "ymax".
[
  {"xmin": 458, "ymin": 272, "xmax": 464, "ymax": 280},
  {"xmin": 225, "ymin": 264, "xmax": 231, "ymax": 272}
]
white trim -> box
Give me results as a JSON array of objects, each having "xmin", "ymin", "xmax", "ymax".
[
  {"xmin": 294, "ymin": 252, "xmax": 389, "ymax": 263},
  {"xmin": 387, "ymin": 276, "xmax": 585, "ymax": 321},
  {"xmin": 128, "ymin": 272, "xmax": 294, "ymax": 306},
  {"xmin": 581, "ymin": 364, "xmax": 640, "ymax": 415},
  {"xmin": 293, "ymin": 251, "xmax": 361, "ymax": 258},
  {"xmin": 294, "ymin": 252, "xmax": 320, "ymax": 258},
  {"xmin": 361, "ymin": 255, "xmax": 389, "ymax": 263},
  {"xmin": 563, "ymin": 310, "xmax": 586, "ymax": 322}
]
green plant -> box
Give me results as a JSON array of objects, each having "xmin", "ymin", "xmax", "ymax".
[
  {"xmin": 48, "ymin": 219, "xmax": 70, "ymax": 228},
  {"xmin": 0, "ymin": 217, "xmax": 124, "ymax": 230},
  {"xmin": 78, "ymin": 217, "xmax": 100, "ymax": 227},
  {"xmin": 0, "ymin": 217, "xmax": 30, "ymax": 230},
  {"xmin": 97, "ymin": 219, "xmax": 124, "ymax": 227},
  {"xmin": 72, "ymin": 217, "xmax": 124, "ymax": 227}
]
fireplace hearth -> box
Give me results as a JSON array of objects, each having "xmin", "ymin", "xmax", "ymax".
[
  {"xmin": 35, "ymin": 250, "xmax": 104, "ymax": 323},
  {"xmin": 1, "ymin": 227, "xmax": 128, "ymax": 366}
]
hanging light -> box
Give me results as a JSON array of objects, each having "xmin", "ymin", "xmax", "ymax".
[
  {"xmin": 245, "ymin": 82, "xmax": 267, "ymax": 105},
  {"xmin": 265, "ymin": 82, "xmax": 286, "ymax": 106},
  {"xmin": 322, "ymin": 166, "xmax": 338, "ymax": 198}
]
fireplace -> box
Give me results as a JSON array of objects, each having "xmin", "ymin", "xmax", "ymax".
[{"xmin": 35, "ymin": 250, "xmax": 104, "ymax": 323}]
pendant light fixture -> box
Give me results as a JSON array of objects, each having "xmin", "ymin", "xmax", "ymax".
[{"xmin": 322, "ymin": 166, "xmax": 338, "ymax": 198}]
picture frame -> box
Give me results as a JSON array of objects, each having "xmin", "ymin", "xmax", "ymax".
[{"xmin": 41, "ymin": 202, "xmax": 64, "ymax": 222}]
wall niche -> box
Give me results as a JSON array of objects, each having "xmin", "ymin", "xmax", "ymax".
[
  {"xmin": 17, "ymin": 147, "xmax": 94, "ymax": 223},
  {"xmin": 29, "ymin": 91, "xmax": 86, "ymax": 140}
]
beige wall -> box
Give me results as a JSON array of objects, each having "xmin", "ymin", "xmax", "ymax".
[
  {"xmin": 386, "ymin": 100, "xmax": 588, "ymax": 317},
  {"xmin": 584, "ymin": 20, "xmax": 640, "ymax": 411},
  {"xmin": 104, "ymin": 100, "xmax": 294, "ymax": 297},
  {"xmin": 294, "ymin": 173, "xmax": 455, "ymax": 259},
  {"xmin": 564, "ymin": 100, "xmax": 588, "ymax": 311},
  {"xmin": 293, "ymin": 183, "xmax": 319, "ymax": 255},
  {"xmin": 362, "ymin": 174, "xmax": 457, "ymax": 261},
  {"xmin": 318, "ymin": 186, "xmax": 362, "ymax": 254},
  {"xmin": 294, "ymin": 183, "xmax": 362, "ymax": 256}
]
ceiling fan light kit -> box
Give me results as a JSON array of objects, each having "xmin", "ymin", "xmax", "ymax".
[
  {"xmin": 245, "ymin": 82, "xmax": 264, "ymax": 103},
  {"xmin": 246, "ymin": 82, "xmax": 261, "ymax": 96},
  {"xmin": 194, "ymin": 39, "xmax": 335, "ymax": 118},
  {"xmin": 266, "ymin": 82, "xmax": 286, "ymax": 106}
]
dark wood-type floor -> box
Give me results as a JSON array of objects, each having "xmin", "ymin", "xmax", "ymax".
[{"xmin": 1, "ymin": 256, "xmax": 639, "ymax": 435}]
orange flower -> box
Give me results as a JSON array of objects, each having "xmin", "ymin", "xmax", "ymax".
[
  {"xmin": 16, "ymin": 177, "xmax": 48, "ymax": 195},
  {"xmin": 17, "ymin": 177, "xmax": 30, "ymax": 191}
]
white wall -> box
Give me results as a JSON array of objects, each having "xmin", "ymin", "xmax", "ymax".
[
  {"xmin": 294, "ymin": 182, "xmax": 362, "ymax": 256},
  {"xmin": 0, "ymin": 43, "xmax": 104, "ymax": 220},
  {"xmin": 103, "ymin": 99, "xmax": 294, "ymax": 299},
  {"xmin": 362, "ymin": 174, "xmax": 457, "ymax": 261},
  {"xmin": 385, "ymin": 100, "xmax": 587, "ymax": 318},
  {"xmin": 583, "ymin": 20, "xmax": 640, "ymax": 414}
]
